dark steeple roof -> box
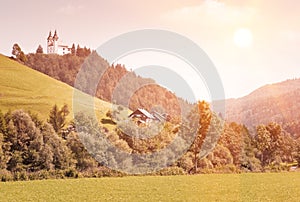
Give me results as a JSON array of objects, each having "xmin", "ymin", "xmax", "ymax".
[
  {"xmin": 47, "ymin": 31, "xmax": 52, "ymax": 40},
  {"xmin": 53, "ymin": 30, "xmax": 59, "ymax": 40}
]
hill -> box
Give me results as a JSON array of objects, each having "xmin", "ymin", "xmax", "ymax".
[
  {"xmin": 0, "ymin": 54, "xmax": 111, "ymax": 121},
  {"xmin": 24, "ymin": 52, "xmax": 191, "ymax": 118},
  {"xmin": 220, "ymin": 78, "xmax": 300, "ymax": 137}
]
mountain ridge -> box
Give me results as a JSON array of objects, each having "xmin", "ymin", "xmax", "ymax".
[{"xmin": 220, "ymin": 77, "xmax": 300, "ymax": 137}]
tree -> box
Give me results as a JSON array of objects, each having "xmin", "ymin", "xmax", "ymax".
[
  {"xmin": 218, "ymin": 122, "xmax": 243, "ymax": 166},
  {"xmin": 12, "ymin": 43, "xmax": 27, "ymax": 62},
  {"xmin": 188, "ymin": 101, "xmax": 212, "ymax": 173},
  {"xmin": 48, "ymin": 104, "xmax": 69, "ymax": 135},
  {"xmin": 294, "ymin": 139, "xmax": 300, "ymax": 166},
  {"xmin": 40, "ymin": 123, "xmax": 73, "ymax": 170},
  {"xmin": 71, "ymin": 43, "xmax": 76, "ymax": 55},
  {"xmin": 66, "ymin": 131, "xmax": 98, "ymax": 171},
  {"xmin": 5, "ymin": 110, "xmax": 43, "ymax": 172},
  {"xmin": 76, "ymin": 44, "xmax": 82, "ymax": 57},
  {"xmin": 12, "ymin": 43, "xmax": 21, "ymax": 57},
  {"xmin": 36, "ymin": 45, "xmax": 43, "ymax": 54},
  {"xmin": 0, "ymin": 110, "xmax": 7, "ymax": 134},
  {"xmin": 0, "ymin": 132, "xmax": 5, "ymax": 169},
  {"xmin": 255, "ymin": 122, "xmax": 283, "ymax": 167}
]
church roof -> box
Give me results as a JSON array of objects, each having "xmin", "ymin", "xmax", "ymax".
[
  {"xmin": 47, "ymin": 31, "xmax": 52, "ymax": 40},
  {"xmin": 53, "ymin": 30, "xmax": 59, "ymax": 40}
]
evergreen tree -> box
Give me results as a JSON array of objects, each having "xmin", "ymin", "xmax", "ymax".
[
  {"xmin": 71, "ymin": 43, "xmax": 76, "ymax": 55},
  {"xmin": 36, "ymin": 45, "xmax": 43, "ymax": 54},
  {"xmin": 48, "ymin": 104, "xmax": 69, "ymax": 136}
]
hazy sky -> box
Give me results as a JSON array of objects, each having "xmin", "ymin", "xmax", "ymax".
[{"xmin": 1, "ymin": 0, "xmax": 300, "ymax": 99}]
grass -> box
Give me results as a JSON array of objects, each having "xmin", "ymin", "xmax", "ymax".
[
  {"xmin": 0, "ymin": 54, "xmax": 112, "ymax": 122},
  {"xmin": 0, "ymin": 173, "xmax": 299, "ymax": 201}
]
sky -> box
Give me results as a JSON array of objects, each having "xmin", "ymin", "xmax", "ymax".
[{"xmin": 1, "ymin": 0, "xmax": 300, "ymax": 100}]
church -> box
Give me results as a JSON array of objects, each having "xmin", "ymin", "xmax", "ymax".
[{"xmin": 47, "ymin": 30, "xmax": 71, "ymax": 55}]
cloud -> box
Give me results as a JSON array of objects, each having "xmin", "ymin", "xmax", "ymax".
[
  {"xmin": 57, "ymin": 4, "xmax": 84, "ymax": 15},
  {"xmin": 162, "ymin": 0, "xmax": 257, "ymax": 26}
]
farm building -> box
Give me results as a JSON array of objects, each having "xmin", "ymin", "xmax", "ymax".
[{"xmin": 129, "ymin": 108, "xmax": 167, "ymax": 124}]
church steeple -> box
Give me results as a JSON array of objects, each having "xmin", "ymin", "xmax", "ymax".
[
  {"xmin": 53, "ymin": 30, "xmax": 59, "ymax": 41},
  {"xmin": 47, "ymin": 31, "xmax": 52, "ymax": 40}
]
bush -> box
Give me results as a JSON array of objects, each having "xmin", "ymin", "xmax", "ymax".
[
  {"xmin": 64, "ymin": 168, "xmax": 79, "ymax": 178},
  {"xmin": 156, "ymin": 166, "xmax": 186, "ymax": 176},
  {"xmin": 264, "ymin": 163, "xmax": 290, "ymax": 172},
  {"xmin": 13, "ymin": 171, "xmax": 29, "ymax": 181},
  {"xmin": 214, "ymin": 164, "xmax": 240, "ymax": 173},
  {"xmin": 0, "ymin": 170, "xmax": 13, "ymax": 182}
]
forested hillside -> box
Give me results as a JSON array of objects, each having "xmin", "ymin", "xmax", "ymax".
[
  {"xmin": 25, "ymin": 52, "xmax": 189, "ymax": 117},
  {"xmin": 222, "ymin": 79, "xmax": 300, "ymax": 138}
]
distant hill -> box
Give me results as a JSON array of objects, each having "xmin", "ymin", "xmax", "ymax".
[
  {"xmin": 218, "ymin": 78, "xmax": 300, "ymax": 137},
  {"xmin": 0, "ymin": 54, "xmax": 111, "ymax": 121},
  {"xmin": 24, "ymin": 52, "xmax": 191, "ymax": 117}
]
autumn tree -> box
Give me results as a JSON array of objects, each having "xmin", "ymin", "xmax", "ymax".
[
  {"xmin": 188, "ymin": 101, "xmax": 212, "ymax": 173},
  {"xmin": 255, "ymin": 122, "xmax": 283, "ymax": 167}
]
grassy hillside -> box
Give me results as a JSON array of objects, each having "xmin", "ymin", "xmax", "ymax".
[
  {"xmin": 1, "ymin": 173, "xmax": 300, "ymax": 201},
  {"xmin": 0, "ymin": 54, "xmax": 111, "ymax": 121}
]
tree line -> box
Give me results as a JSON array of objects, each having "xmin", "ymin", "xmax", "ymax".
[{"xmin": 1, "ymin": 102, "xmax": 299, "ymax": 181}]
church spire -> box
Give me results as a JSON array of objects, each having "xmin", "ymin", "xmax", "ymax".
[
  {"xmin": 53, "ymin": 30, "xmax": 59, "ymax": 40},
  {"xmin": 47, "ymin": 31, "xmax": 52, "ymax": 40}
]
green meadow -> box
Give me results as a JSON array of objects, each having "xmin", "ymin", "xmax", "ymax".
[
  {"xmin": 1, "ymin": 173, "xmax": 299, "ymax": 202},
  {"xmin": 0, "ymin": 54, "xmax": 112, "ymax": 122}
]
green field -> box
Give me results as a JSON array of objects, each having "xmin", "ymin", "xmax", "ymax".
[
  {"xmin": 0, "ymin": 173, "xmax": 299, "ymax": 201},
  {"xmin": 0, "ymin": 54, "xmax": 112, "ymax": 122}
]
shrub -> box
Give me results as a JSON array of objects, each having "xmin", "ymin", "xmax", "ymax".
[
  {"xmin": 13, "ymin": 171, "xmax": 29, "ymax": 181},
  {"xmin": 64, "ymin": 168, "xmax": 79, "ymax": 178},
  {"xmin": 156, "ymin": 166, "xmax": 186, "ymax": 176},
  {"xmin": 214, "ymin": 164, "xmax": 240, "ymax": 173},
  {"xmin": 0, "ymin": 170, "xmax": 13, "ymax": 182}
]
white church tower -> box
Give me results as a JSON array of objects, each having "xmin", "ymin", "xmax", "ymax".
[{"xmin": 47, "ymin": 30, "xmax": 71, "ymax": 55}]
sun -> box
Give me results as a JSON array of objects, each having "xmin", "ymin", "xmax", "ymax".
[{"xmin": 233, "ymin": 28, "xmax": 253, "ymax": 48}]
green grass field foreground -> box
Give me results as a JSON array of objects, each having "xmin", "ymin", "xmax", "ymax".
[{"xmin": 1, "ymin": 173, "xmax": 299, "ymax": 202}]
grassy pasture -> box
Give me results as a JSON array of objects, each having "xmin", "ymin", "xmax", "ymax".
[
  {"xmin": 0, "ymin": 173, "xmax": 299, "ymax": 202},
  {"xmin": 0, "ymin": 54, "xmax": 112, "ymax": 123}
]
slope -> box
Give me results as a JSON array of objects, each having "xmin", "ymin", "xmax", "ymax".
[
  {"xmin": 222, "ymin": 78, "xmax": 300, "ymax": 136},
  {"xmin": 0, "ymin": 54, "xmax": 111, "ymax": 121}
]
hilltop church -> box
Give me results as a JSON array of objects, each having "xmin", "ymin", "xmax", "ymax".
[{"xmin": 47, "ymin": 30, "xmax": 71, "ymax": 55}]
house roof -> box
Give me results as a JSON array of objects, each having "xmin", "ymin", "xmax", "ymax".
[
  {"xmin": 137, "ymin": 108, "xmax": 155, "ymax": 119},
  {"xmin": 129, "ymin": 108, "xmax": 155, "ymax": 119},
  {"xmin": 152, "ymin": 111, "xmax": 166, "ymax": 122}
]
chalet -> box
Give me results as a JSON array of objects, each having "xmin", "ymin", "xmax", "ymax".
[
  {"xmin": 128, "ymin": 108, "xmax": 169, "ymax": 124},
  {"xmin": 129, "ymin": 108, "xmax": 155, "ymax": 124}
]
